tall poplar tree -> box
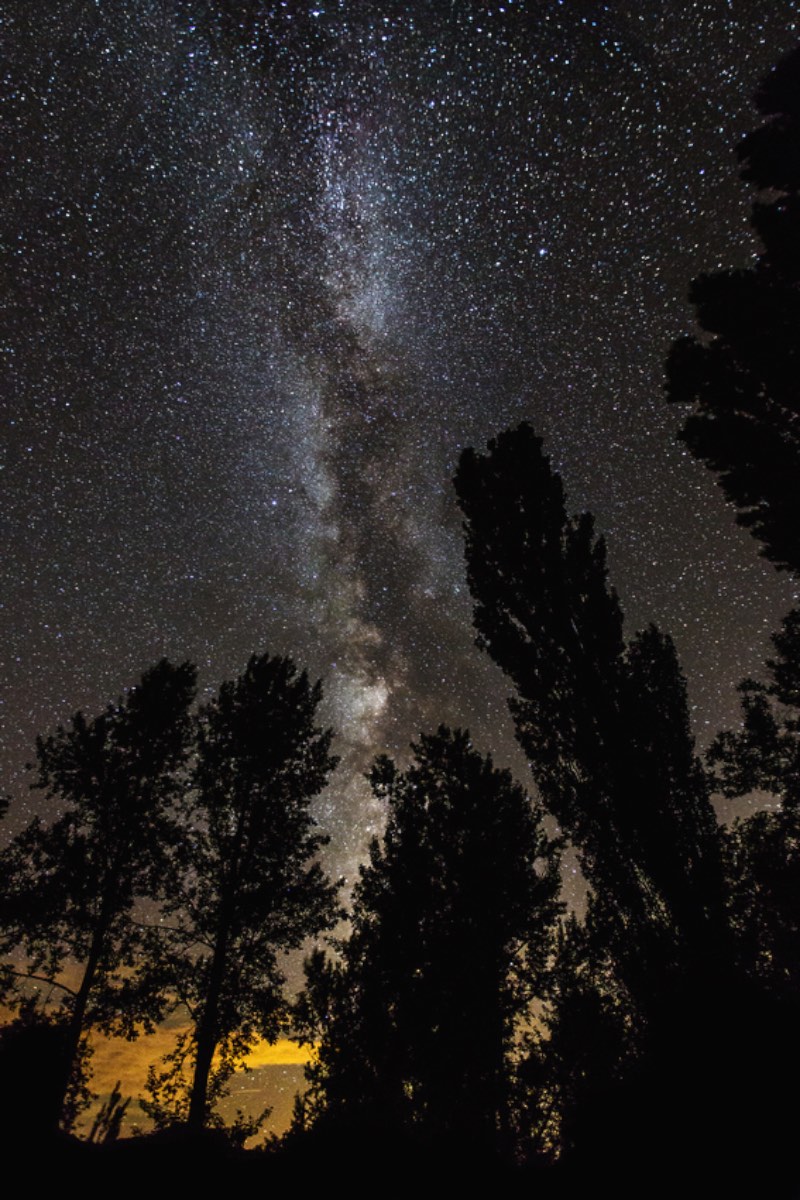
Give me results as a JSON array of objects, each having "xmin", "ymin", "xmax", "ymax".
[
  {"xmin": 453, "ymin": 425, "xmax": 740, "ymax": 1176},
  {"xmin": 454, "ymin": 424, "xmax": 724, "ymax": 993}
]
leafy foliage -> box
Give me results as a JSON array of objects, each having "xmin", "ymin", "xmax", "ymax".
[
  {"xmin": 0, "ymin": 659, "xmax": 197, "ymax": 1122},
  {"xmin": 709, "ymin": 606, "xmax": 800, "ymax": 996},
  {"xmin": 666, "ymin": 44, "xmax": 800, "ymax": 575},
  {"xmin": 516, "ymin": 911, "xmax": 632, "ymax": 1162},
  {"xmin": 710, "ymin": 607, "xmax": 800, "ymax": 808},
  {"xmin": 454, "ymin": 424, "xmax": 746, "ymax": 1174},
  {"xmin": 454, "ymin": 425, "xmax": 724, "ymax": 993},
  {"xmin": 0, "ymin": 998, "xmax": 95, "ymax": 1142},
  {"xmin": 296, "ymin": 726, "xmax": 561, "ymax": 1154},
  {"xmin": 141, "ymin": 652, "xmax": 341, "ymax": 1133},
  {"xmin": 140, "ymin": 1028, "xmax": 270, "ymax": 1146},
  {"xmin": 724, "ymin": 804, "xmax": 800, "ymax": 999}
]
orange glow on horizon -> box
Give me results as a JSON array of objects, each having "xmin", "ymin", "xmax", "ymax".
[{"xmin": 87, "ymin": 1025, "xmax": 313, "ymax": 1096}]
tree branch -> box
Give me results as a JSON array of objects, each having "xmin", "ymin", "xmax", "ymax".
[{"xmin": 8, "ymin": 969, "xmax": 79, "ymax": 998}]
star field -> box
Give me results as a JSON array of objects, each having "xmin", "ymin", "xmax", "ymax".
[{"xmin": 3, "ymin": 0, "xmax": 799, "ymax": 903}]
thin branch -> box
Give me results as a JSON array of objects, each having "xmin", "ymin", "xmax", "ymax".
[
  {"xmin": 130, "ymin": 918, "xmax": 215, "ymax": 954},
  {"xmin": 132, "ymin": 919, "xmax": 189, "ymax": 937},
  {"xmin": 8, "ymin": 970, "xmax": 79, "ymax": 998},
  {"xmin": 175, "ymin": 987, "xmax": 198, "ymax": 1024}
]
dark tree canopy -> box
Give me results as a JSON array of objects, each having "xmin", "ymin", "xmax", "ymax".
[
  {"xmin": 0, "ymin": 659, "xmax": 197, "ymax": 1126},
  {"xmin": 710, "ymin": 606, "xmax": 800, "ymax": 808},
  {"xmin": 141, "ymin": 652, "xmax": 341, "ymax": 1136},
  {"xmin": 517, "ymin": 909, "xmax": 631, "ymax": 1163},
  {"xmin": 454, "ymin": 425, "xmax": 725, "ymax": 998},
  {"xmin": 454, "ymin": 425, "xmax": 800, "ymax": 1181},
  {"xmin": 296, "ymin": 726, "xmax": 561, "ymax": 1157},
  {"xmin": 666, "ymin": 45, "xmax": 800, "ymax": 575},
  {"xmin": 691, "ymin": 601, "xmax": 800, "ymax": 1188},
  {"xmin": 708, "ymin": 606, "xmax": 800, "ymax": 998}
]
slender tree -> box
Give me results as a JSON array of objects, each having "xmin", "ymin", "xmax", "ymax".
[
  {"xmin": 142, "ymin": 652, "xmax": 341, "ymax": 1136},
  {"xmin": 454, "ymin": 425, "xmax": 724, "ymax": 992},
  {"xmin": 0, "ymin": 659, "xmax": 197, "ymax": 1127},
  {"xmin": 295, "ymin": 726, "xmax": 561, "ymax": 1159},
  {"xmin": 454, "ymin": 426, "xmax": 745, "ymax": 1177}
]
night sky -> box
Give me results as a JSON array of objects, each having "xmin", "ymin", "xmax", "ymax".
[{"xmin": 3, "ymin": 0, "xmax": 800, "ymax": 1131}]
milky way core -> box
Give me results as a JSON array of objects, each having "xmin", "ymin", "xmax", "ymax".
[{"xmin": 3, "ymin": 1, "xmax": 799, "ymax": 896}]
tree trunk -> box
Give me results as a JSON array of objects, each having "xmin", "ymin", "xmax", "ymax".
[
  {"xmin": 188, "ymin": 809, "xmax": 245, "ymax": 1132},
  {"xmin": 55, "ymin": 910, "xmax": 110, "ymax": 1124},
  {"xmin": 187, "ymin": 924, "xmax": 229, "ymax": 1132}
]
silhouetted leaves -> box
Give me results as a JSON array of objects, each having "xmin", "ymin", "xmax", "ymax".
[
  {"xmin": 454, "ymin": 424, "xmax": 754, "ymax": 1180},
  {"xmin": 87, "ymin": 1080, "xmax": 130, "ymax": 1145},
  {"xmin": 711, "ymin": 607, "xmax": 800, "ymax": 807},
  {"xmin": 297, "ymin": 726, "xmax": 561, "ymax": 1159},
  {"xmin": 0, "ymin": 659, "xmax": 197, "ymax": 1125},
  {"xmin": 666, "ymin": 45, "xmax": 800, "ymax": 575},
  {"xmin": 454, "ymin": 425, "xmax": 725, "ymax": 997},
  {"xmin": 140, "ymin": 652, "xmax": 341, "ymax": 1136}
]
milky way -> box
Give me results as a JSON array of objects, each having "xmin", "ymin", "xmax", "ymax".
[{"xmin": 3, "ymin": 0, "xmax": 800, "ymax": 900}]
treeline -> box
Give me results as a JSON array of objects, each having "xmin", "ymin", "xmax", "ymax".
[
  {"xmin": 3, "ymin": 42, "xmax": 800, "ymax": 1193},
  {"xmin": 0, "ymin": 654, "xmax": 341, "ymax": 1146}
]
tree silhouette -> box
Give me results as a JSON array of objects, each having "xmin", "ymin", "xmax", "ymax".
[
  {"xmin": 709, "ymin": 607, "xmax": 800, "ymax": 995},
  {"xmin": 454, "ymin": 425, "xmax": 724, "ymax": 996},
  {"xmin": 0, "ymin": 659, "xmax": 197, "ymax": 1126},
  {"xmin": 516, "ymin": 909, "xmax": 631, "ymax": 1164},
  {"xmin": 295, "ymin": 726, "xmax": 561, "ymax": 1159},
  {"xmin": 666, "ymin": 45, "xmax": 800, "ymax": 575},
  {"xmin": 701, "ymin": 610, "xmax": 800, "ymax": 1190},
  {"xmin": 453, "ymin": 425, "xmax": 745, "ymax": 1177},
  {"xmin": 664, "ymin": 49, "xmax": 800, "ymax": 1186},
  {"xmin": 0, "ymin": 1002, "xmax": 94, "ymax": 1143},
  {"xmin": 711, "ymin": 607, "xmax": 800, "ymax": 805},
  {"xmin": 141, "ymin": 652, "xmax": 341, "ymax": 1136}
]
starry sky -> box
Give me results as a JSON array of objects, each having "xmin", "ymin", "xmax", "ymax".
[{"xmin": 3, "ymin": 0, "xmax": 800, "ymax": 1127}]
